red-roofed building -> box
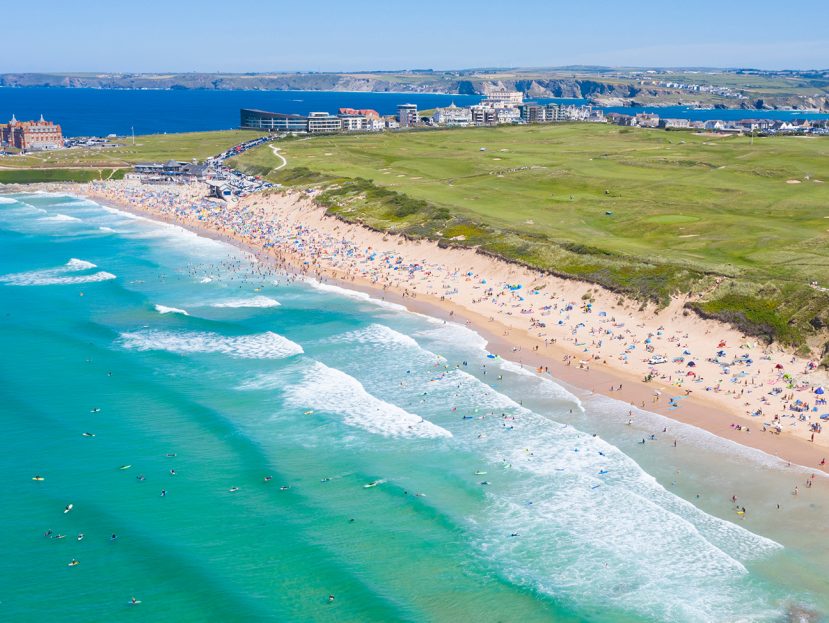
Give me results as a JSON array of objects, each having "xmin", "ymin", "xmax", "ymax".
[
  {"xmin": 338, "ymin": 108, "xmax": 380, "ymax": 119},
  {"xmin": 1, "ymin": 114, "xmax": 64, "ymax": 150}
]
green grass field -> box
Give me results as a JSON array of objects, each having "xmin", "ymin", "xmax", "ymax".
[
  {"xmin": 0, "ymin": 130, "xmax": 263, "ymax": 170},
  {"xmin": 231, "ymin": 124, "xmax": 829, "ymax": 352},
  {"xmin": 0, "ymin": 168, "xmax": 125, "ymax": 183}
]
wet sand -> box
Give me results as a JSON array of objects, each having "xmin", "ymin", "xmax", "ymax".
[{"xmin": 72, "ymin": 180, "xmax": 829, "ymax": 472}]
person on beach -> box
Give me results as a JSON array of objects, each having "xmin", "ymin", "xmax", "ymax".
[{"xmin": 83, "ymin": 178, "xmax": 829, "ymax": 463}]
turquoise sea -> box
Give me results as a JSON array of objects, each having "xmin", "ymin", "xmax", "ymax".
[{"xmin": 2, "ymin": 192, "xmax": 829, "ymax": 622}]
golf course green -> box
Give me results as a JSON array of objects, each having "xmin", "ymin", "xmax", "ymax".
[{"xmin": 232, "ymin": 123, "xmax": 829, "ymax": 352}]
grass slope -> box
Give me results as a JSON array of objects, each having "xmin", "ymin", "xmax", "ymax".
[
  {"xmin": 0, "ymin": 130, "xmax": 264, "ymax": 169},
  {"xmin": 0, "ymin": 168, "xmax": 125, "ymax": 183},
  {"xmin": 231, "ymin": 124, "xmax": 829, "ymax": 353}
]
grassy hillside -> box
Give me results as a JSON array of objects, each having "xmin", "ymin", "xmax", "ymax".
[
  {"xmin": 0, "ymin": 168, "xmax": 125, "ymax": 184},
  {"xmin": 0, "ymin": 130, "xmax": 264, "ymax": 170},
  {"xmin": 230, "ymin": 124, "xmax": 829, "ymax": 354}
]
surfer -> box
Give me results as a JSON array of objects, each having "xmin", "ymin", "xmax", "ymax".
[
  {"xmin": 160, "ymin": 489, "xmax": 167, "ymax": 497},
  {"xmin": 328, "ymin": 595, "xmax": 335, "ymax": 603},
  {"xmin": 77, "ymin": 533, "xmax": 84, "ymax": 541}
]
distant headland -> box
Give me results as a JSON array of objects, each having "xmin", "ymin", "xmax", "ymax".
[{"xmin": 2, "ymin": 66, "xmax": 827, "ymax": 111}]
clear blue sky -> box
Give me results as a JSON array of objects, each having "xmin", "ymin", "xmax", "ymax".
[{"xmin": 4, "ymin": 0, "xmax": 827, "ymax": 72}]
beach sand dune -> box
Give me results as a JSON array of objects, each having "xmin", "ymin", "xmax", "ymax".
[{"xmin": 73, "ymin": 179, "xmax": 829, "ymax": 471}]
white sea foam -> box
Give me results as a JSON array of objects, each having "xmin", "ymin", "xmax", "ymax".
[
  {"xmin": 68, "ymin": 259, "xmax": 97, "ymax": 270},
  {"xmin": 119, "ymin": 329, "xmax": 303, "ymax": 360},
  {"xmin": 435, "ymin": 380, "xmax": 781, "ymax": 621},
  {"xmin": 39, "ymin": 213, "xmax": 82, "ymax": 223},
  {"xmin": 200, "ymin": 277, "xmax": 213, "ymax": 283},
  {"xmin": 211, "ymin": 295, "xmax": 280, "ymax": 309},
  {"xmin": 154, "ymin": 304, "xmax": 189, "ymax": 316},
  {"xmin": 0, "ymin": 197, "xmax": 18, "ymax": 204},
  {"xmin": 316, "ymin": 316, "xmax": 780, "ymax": 619},
  {"xmin": 281, "ymin": 361, "xmax": 451, "ymax": 439},
  {"xmin": 497, "ymin": 359, "xmax": 585, "ymax": 411},
  {"xmin": 327, "ymin": 323, "xmax": 420, "ymax": 350},
  {"xmin": 414, "ymin": 320, "xmax": 490, "ymax": 353},
  {"xmin": 306, "ymin": 279, "xmax": 407, "ymax": 311},
  {"xmin": 0, "ymin": 258, "xmax": 115, "ymax": 286},
  {"xmin": 98, "ymin": 226, "xmax": 116, "ymax": 233}
]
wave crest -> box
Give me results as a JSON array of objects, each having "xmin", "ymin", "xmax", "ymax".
[{"xmin": 119, "ymin": 329, "xmax": 303, "ymax": 360}]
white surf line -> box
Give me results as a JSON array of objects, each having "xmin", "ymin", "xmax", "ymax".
[{"xmin": 270, "ymin": 145, "xmax": 287, "ymax": 170}]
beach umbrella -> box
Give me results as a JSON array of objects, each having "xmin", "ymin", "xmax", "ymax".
[
  {"xmin": 775, "ymin": 364, "xmax": 784, "ymax": 369},
  {"xmin": 687, "ymin": 361, "xmax": 696, "ymax": 367},
  {"xmin": 815, "ymin": 387, "xmax": 825, "ymax": 395}
]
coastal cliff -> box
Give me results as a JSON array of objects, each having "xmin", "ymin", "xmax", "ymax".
[{"xmin": 2, "ymin": 70, "xmax": 826, "ymax": 111}]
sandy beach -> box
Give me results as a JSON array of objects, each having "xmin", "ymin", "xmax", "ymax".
[{"xmin": 59, "ymin": 179, "xmax": 829, "ymax": 471}]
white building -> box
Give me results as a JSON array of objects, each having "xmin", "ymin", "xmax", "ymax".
[
  {"xmin": 307, "ymin": 112, "xmax": 342, "ymax": 133},
  {"xmin": 485, "ymin": 90, "xmax": 524, "ymax": 106},
  {"xmin": 432, "ymin": 103, "xmax": 472, "ymax": 127},
  {"xmin": 496, "ymin": 107, "xmax": 520, "ymax": 124},
  {"xmin": 364, "ymin": 117, "xmax": 386, "ymax": 132},
  {"xmin": 339, "ymin": 115, "xmax": 366, "ymax": 131}
]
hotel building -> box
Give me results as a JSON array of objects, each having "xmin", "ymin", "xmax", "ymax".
[{"xmin": 1, "ymin": 114, "xmax": 63, "ymax": 150}]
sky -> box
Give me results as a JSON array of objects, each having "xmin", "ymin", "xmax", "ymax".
[{"xmin": 3, "ymin": 0, "xmax": 827, "ymax": 72}]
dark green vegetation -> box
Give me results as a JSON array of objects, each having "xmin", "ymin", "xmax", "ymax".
[
  {"xmin": 231, "ymin": 124, "xmax": 829, "ymax": 353},
  {"xmin": 0, "ymin": 168, "xmax": 125, "ymax": 183}
]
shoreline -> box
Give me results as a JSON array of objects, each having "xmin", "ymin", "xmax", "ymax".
[{"xmin": 31, "ymin": 180, "xmax": 829, "ymax": 472}]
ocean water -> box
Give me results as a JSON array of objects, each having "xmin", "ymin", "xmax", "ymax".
[
  {"xmin": 0, "ymin": 88, "xmax": 483, "ymax": 137},
  {"xmin": 1, "ymin": 87, "xmax": 826, "ymax": 137},
  {"xmin": 2, "ymin": 193, "xmax": 829, "ymax": 623}
]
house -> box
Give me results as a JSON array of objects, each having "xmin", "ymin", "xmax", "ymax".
[
  {"xmin": 432, "ymin": 103, "xmax": 472, "ymax": 127},
  {"xmin": 634, "ymin": 113, "xmax": 660, "ymax": 128},
  {"xmin": 659, "ymin": 118, "xmax": 691, "ymax": 129}
]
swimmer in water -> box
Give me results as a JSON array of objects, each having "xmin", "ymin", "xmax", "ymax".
[{"xmin": 328, "ymin": 594, "xmax": 335, "ymax": 603}]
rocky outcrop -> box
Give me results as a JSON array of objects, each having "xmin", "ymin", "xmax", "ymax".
[{"xmin": 1, "ymin": 72, "xmax": 826, "ymax": 110}]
